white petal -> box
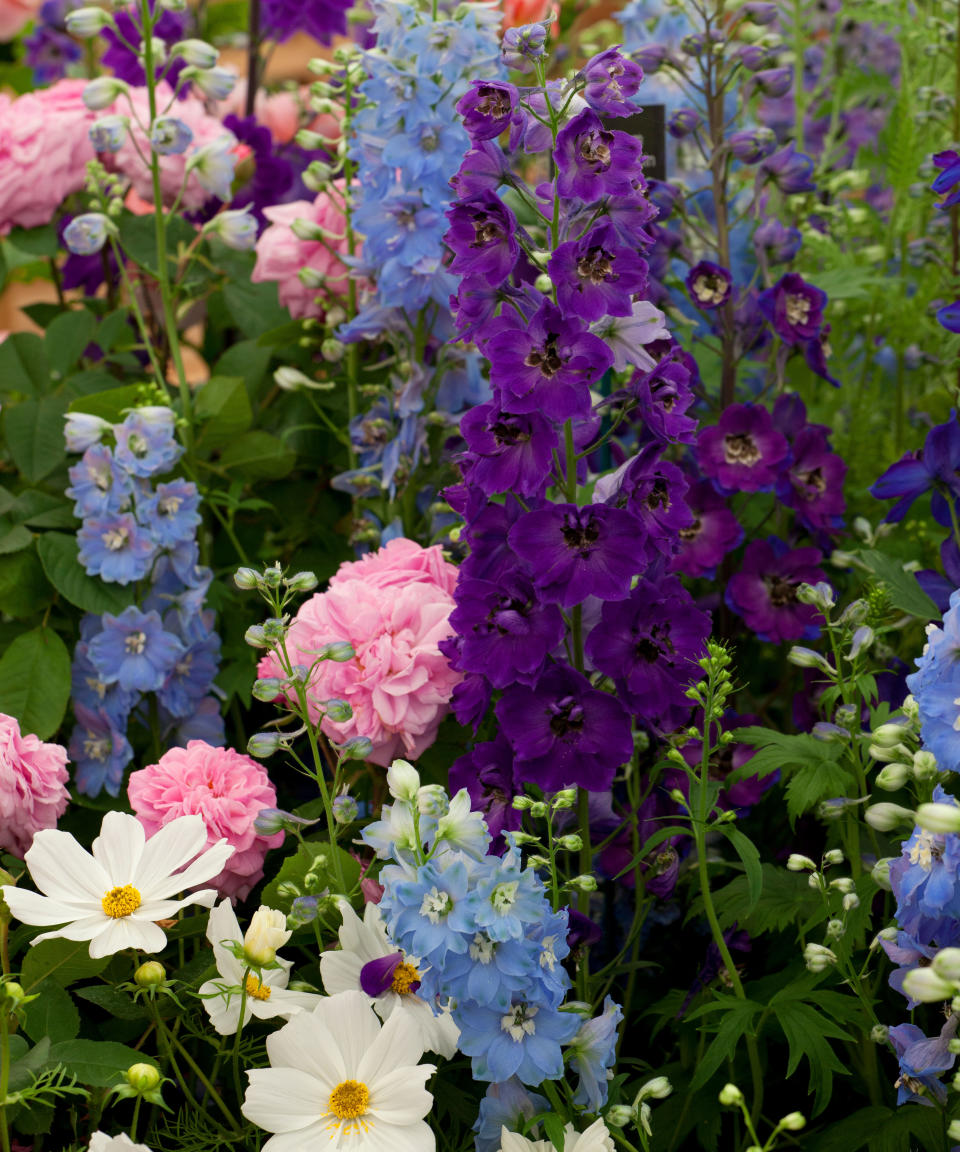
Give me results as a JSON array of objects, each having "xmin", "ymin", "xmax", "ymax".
[
  {"xmin": 357, "ymin": 1119, "xmax": 436, "ymax": 1152},
  {"xmin": 266, "ymin": 1008, "xmax": 346, "ymax": 1086},
  {"xmin": 30, "ymin": 914, "xmax": 109, "ymax": 947},
  {"xmin": 242, "ymin": 1068, "xmax": 326, "ymax": 1134},
  {"xmin": 260, "ymin": 1125, "xmax": 334, "ymax": 1152},
  {"xmin": 140, "ymin": 887, "xmax": 219, "ymax": 922},
  {"xmin": 358, "ymin": 1005, "xmax": 429, "ymax": 1086},
  {"xmin": 260, "ymin": 988, "xmax": 324, "ymax": 1019},
  {"xmin": 2, "ymin": 887, "xmax": 93, "ymax": 927},
  {"xmin": 92, "ymin": 812, "xmax": 146, "ymax": 885},
  {"xmin": 23, "ymin": 830, "xmax": 109, "ymax": 904},
  {"xmin": 205, "ymin": 899, "xmax": 244, "ymax": 981},
  {"xmin": 368, "ymin": 1065, "xmax": 433, "ymax": 1125},
  {"xmin": 89, "ymin": 915, "xmax": 167, "ymax": 958},
  {"xmin": 319, "ymin": 950, "xmax": 365, "ymax": 996},
  {"xmin": 314, "ymin": 990, "xmax": 383, "ymax": 1077},
  {"xmin": 135, "ymin": 816, "xmax": 210, "ymax": 898},
  {"xmin": 198, "ymin": 979, "xmax": 241, "ymax": 1036}
]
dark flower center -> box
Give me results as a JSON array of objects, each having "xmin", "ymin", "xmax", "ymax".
[
  {"xmin": 477, "ymin": 89, "xmax": 512, "ymax": 119},
  {"xmin": 678, "ymin": 516, "xmax": 702, "ymax": 541},
  {"xmin": 576, "ymin": 246, "xmax": 615, "ymax": 284},
  {"xmin": 548, "ymin": 695, "xmax": 585, "ymax": 738},
  {"xmin": 635, "ymin": 622, "xmax": 674, "ymax": 663},
  {"xmin": 764, "ymin": 575, "xmax": 796, "ymax": 607},
  {"xmin": 491, "ymin": 417, "xmax": 531, "ymax": 448},
  {"xmin": 692, "ymin": 272, "xmax": 727, "ymax": 304},
  {"xmin": 560, "ymin": 512, "xmax": 600, "ymax": 557},
  {"xmin": 579, "ymin": 129, "xmax": 612, "ymax": 169},
  {"xmin": 646, "ymin": 478, "xmax": 670, "ymax": 510},
  {"xmin": 723, "ymin": 433, "xmax": 760, "ymax": 466},
  {"xmin": 798, "ymin": 466, "xmax": 825, "ymax": 495},
  {"xmin": 472, "ymin": 218, "xmax": 505, "ymax": 248},
  {"xmin": 785, "ymin": 292, "xmax": 811, "ymax": 326},
  {"xmin": 524, "ymin": 335, "xmax": 564, "ymax": 378},
  {"xmin": 489, "ymin": 595, "xmax": 530, "ymax": 634}
]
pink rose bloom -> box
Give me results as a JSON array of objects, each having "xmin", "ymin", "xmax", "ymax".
[
  {"xmin": 258, "ymin": 541, "xmax": 462, "ymax": 767},
  {"xmin": 251, "ymin": 189, "xmax": 353, "ymax": 320},
  {"xmin": 0, "ymin": 0, "xmax": 41, "ymax": 40},
  {"xmin": 128, "ymin": 741, "xmax": 284, "ymax": 901},
  {"xmin": 502, "ymin": 0, "xmax": 553, "ymax": 27},
  {"xmin": 0, "ymin": 79, "xmax": 97, "ymax": 233},
  {"xmin": 0, "ymin": 713, "xmax": 69, "ymax": 858},
  {"xmin": 112, "ymin": 84, "xmax": 237, "ymax": 211}
]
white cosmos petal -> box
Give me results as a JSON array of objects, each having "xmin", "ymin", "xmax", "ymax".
[
  {"xmin": 89, "ymin": 916, "xmax": 166, "ymax": 958},
  {"xmin": 134, "ymin": 815, "xmax": 208, "ymax": 897},
  {"xmin": 253, "ymin": 987, "xmax": 323, "ymax": 1019},
  {"xmin": 92, "ymin": 812, "xmax": 146, "ymax": 884},
  {"xmin": 31, "ymin": 915, "xmax": 108, "ymax": 943},
  {"xmin": 23, "ymin": 830, "xmax": 109, "ymax": 904},
  {"xmin": 358, "ymin": 1119, "xmax": 435, "ymax": 1152},
  {"xmin": 320, "ymin": 950, "xmax": 365, "ymax": 996},
  {"xmin": 266, "ymin": 1009, "xmax": 345, "ymax": 1086},
  {"xmin": 2, "ymin": 887, "xmax": 96, "ymax": 927},
  {"xmin": 358, "ymin": 1005, "xmax": 429, "ymax": 1086},
  {"xmin": 242, "ymin": 1068, "xmax": 326, "ymax": 1133},
  {"xmin": 140, "ymin": 888, "xmax": 219, "ymax": 921},
  {"xmin": 368, "ymin": 1065, "xmax": 432, "ymax": 1125},
  {"xmin": 314, "ymin": 990, "xmax": 383, "ymax": 1077},
  {"xmin": 146, "ymin": 839, "xmax": 233, "ymax": 901},
  {"xmin": 261, "ymin": 1124, "xmax": 333, "ymax": 1152},
  {"xmin": 198, "ymin": 978, "xmax": 242, "ymax": 1035},
  {"xmin": 205, "ymin": 899, "xmax": 245, "ymax": 982}
]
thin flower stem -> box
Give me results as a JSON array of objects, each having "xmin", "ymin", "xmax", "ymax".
[
  {"xmin": 130, "ymin": 1095, "xmax": 142, "ymax": 1144},
  {"xmin": 231, "ymin": 969, "xmax": 250, "ymax": 1105},
  {"xmin": 151, "ymin": 1006, "xmax": 241, "ymax": 1133}
]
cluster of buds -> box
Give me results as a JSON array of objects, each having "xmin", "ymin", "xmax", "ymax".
[
  {"xmin": 788, "ymin": 850, "xmax": 860, "ymax": 965},
  {"xmin": 512, "ymin": 789, "xmax": 595, "ymax": 893},
  {"xmin": 901, "ymin": 947, "xmax": 960, "ymax": 1006},
  {"xmin": 867, "ymin": 698, "xmax": 935, "ymax": 791},
  {"xmin": 605, "ymin": 1075, "xmax": 673, "ymax": 1141},
  {"xmin": 718, "ymin": 1082, "xmax": 806, "ymax": 1150}
]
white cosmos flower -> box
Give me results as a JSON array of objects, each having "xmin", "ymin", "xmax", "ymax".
[
  {"xmin": 198, "ymin": 900, "xmax": 322, "ymax": 1035},
  {"xmin": 242, "ymin": 989, "xmax": 436, "ymax": 1152},
  {"xmin": 499, "ymin": 1118, "xmax": 615, "ymax": 1152},
  {"xmin": 88, "ymin": 1130, "xmax": 151, "ymax": 1151},
  {"xmin": 320, "ymin": 899, "xmax": 459, "ymax": 1059},
  {"xmin": 0, "ymin": 812, "xmax": 233, "ymax": 959}
]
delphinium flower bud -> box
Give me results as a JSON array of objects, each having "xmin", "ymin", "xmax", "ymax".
[
  {"xmin": 320, "ymin": 641, "xmax": 355, "ymax": 662},
  {"xmin": 605, "ymin": 1105, "xmax": 634, "ymax": 1128},
  {"xmin": 417, "ymin": 784, "xmax": 448, "ymax": 817},
  {"xmin": 933, "ymin": 947, "xmax": 960, "ymax": 982},
  {"xmin": 66, "ymin": 6, "xmax": 112, "ymax": 36},
  {"xmin": 744, "ymin": 1, "xmax": 777, "ymax": 22},
  {"xmin": 871, "ymin": 721, "xmax": 911, "ymax": 748},
  {"xmin": 174, "ymin": 38, "xmax": 219, "ymax": 68},
  {"xmin": 205, "ymin": 208, "xmax": 258, "ymax": 251},
  {"xmin": 234, "ymin": 567, "xmax": 260, "ymax": 590},
  {"xmin": 668, "ymin": 108, "xmax": 701, "ymax": 138},
  {"xmin": 778, "ymin": 1113, "xmax": 806, "ymax": 1132},
  {"xmin": 872, "ymin": 858, "xmax": 893, "ymax": 889},
  {"xmin": 803, "ymin": 943, "xmax": 837, "ymax": 972},
  {"xmin": 64, "ymin": 214, "xmax": 113, "ymax": 256},
  {"xmin": 902, "ymin": 965, "xmax": 956, "ymax": 1002},
  {"xmin": 387, "ymin": 759, "xmax": 421, "ymax": 803},
  {"xmin": 333, "ymin": 794, "xmax": 359, "ymax": 824},
  {"xmin": 865, "ymin": 803, "xmax": 914, "ymax": 831},
  {"xmin": 90, "ymin": 114, "xmax": 128, "ymax": 153},
  {"xmin": 823, "ymin": 849, "xmax": 844, "ymax": 865},
  {"xmin": 83, "ymin": 76, "xmax": 129, "ymax": 111},
  {"xmin": 247, "ymin": 732, "xmax": 283, "ymax": 758},
  {"xmin": 339, "ymin": 736, "xmax": 373, "ymax": 760},
  {"xmin": 636, "ymin": 1076, "xmax": 673, "ymax": 1100},
  {"xmin": 150, "ymin": 116, "xmax": 194, "ymax": 156},
  {"xmin": 913, "ymin": 750, "xmax": 939, "ymax": 779},
  {"xmin": 786, "ymin": 854, "xmax": 816, "ymax": 871},
  {"xmin": 795, "ymin": 581, "xmax": 836, "ymax": 611},
  {"xmin": 191, "ymin": 66, "xmax": 237, "ymax": 100},
  {"xmin": 285, "ymin": 570, "xmax": 319, "ymax": 593},
  {"xmin": 916, "ymin": 802, "xmax": 960, "ymax": 834},
  {"xmin": 718, "ymin": 1083, "xmax": 744, "ymax": 1107},
  {"xmin": 875, "ymin": 762, "xmax": 910, "ymax": 790}
]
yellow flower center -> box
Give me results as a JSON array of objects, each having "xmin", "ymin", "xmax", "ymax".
[
  {"xmin": 390, "ymin": 961, "xmax": 420, "ymax": 996},
  {"xmin": 244, "ymin": 974, "xmax": 271, "ymax": 1001},
  {"xmin": 101, "ymin": 885, "xmax": 142, "ymax": 919},
  {"xmin": 329, "ymin": 1079, "xmax": 370, "ymax": 1120}
]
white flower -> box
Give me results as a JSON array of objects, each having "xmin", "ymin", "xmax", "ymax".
[
  {"xmin": 319, "ymin": 900, "xmax": 459, "ymax": 1059},
  {"xmin": 198, "ymin": 901, "xmax": 321, "ymax": 1035},
  {"xmin": 435, "ymin": 788, "xmax": 491, "ymax": 860},
  {"xmin": 243, "ymin": 905, "xmax": 290, "ymax": 966},
  {"xmin": 88, "ymin": 1130, "xmax": 151, "ymax": 1151},
  {"xmin": 590, "ymin": 300, "xmax": 670, "ymax": 372},
  {"xmin": 387, "ymin": 759, "xmax": 421, "ymax": 803},
  {"xmin": 1, "ymin": 812, "xmax": 233, "ymax": 959},
  {"xmin": 499, "ymin": 1119, "xmax": 615, "ymax": 1152},
  {"xmin": 242, "ymin": 989, "xmax": 436, "ymax": 1152}
]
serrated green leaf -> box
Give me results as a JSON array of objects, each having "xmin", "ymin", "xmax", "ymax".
[
  {"xmin": 36, "ymin": 532, "xmax": 135, "ymax": 615},
  {"xmin": 20, "ymin": 977, "xmax": 80, "ymax": 1044},
  {"xmin": 0, "ymin": 626, "xmax": 69, "ymax": 738},
  {"xmin": 785, "ymin": 759, "xmax": 855, "ymax": 822},
  {"xmin": 48, "ymin": 1039, "xmax": 159, "ymax": 1087},
  {"xmin": 20, "ymin": 938, "xmax": 110, "ymax": 992},
  {"xmin": 773, "ymin": 1000, "xmax": 850, "ymax": 1115},
  {"xmin": 3, "ymin": 395, "xmax": 67, "ymax": 482},
  {"xmin": 717, "ymin": 826, "xmax": 763, "ymax": 914},
  {"xmin": 695, "ymin": 864, "xmax": 821, "ymax": 937},
  {"xmin": 859, "ymin": 549, "xmax": 938, "ymax": 620},
  {"xmin": 689, "ymin": 1000, "xmax": 762, "ymax": 1092}
]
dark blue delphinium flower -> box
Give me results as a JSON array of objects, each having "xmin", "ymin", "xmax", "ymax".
[
  {"xmin": 260, "ymin": 0, "xmax": 352, "ymax": 44},
  {"xmin": 548, "ymin": 222, "xmax": 648, "ymax": 321},
  {"xmin": 757, "ymin": 272, "xmax": 827, "ymax": 345},
  {"xmin": 457, "ymin": 80, "xmax": 520, "ymax": 141},
  {"xmin": 447, "ymin": 192, "xmax": 521, "ymax": 284},
  {"xmin": 685, "ymin": 260, "xmax": 732, "ymax": 309},
  {"xmin": 555, "ymin": 109, "xmax": 645, "ymax": 201},
  {"xmin": 932, "ymin": 151, "xmax": 960, "ymax": 211},
  {"xmin": 870, "ymin": 414, "xmax": 960, "ymax": 523},
  {"xmin": 888, "ymin": 1016, "xmax": 958, "ymax": 1106}
]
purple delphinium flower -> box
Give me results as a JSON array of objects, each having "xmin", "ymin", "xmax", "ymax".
[
  {"xmin": 457, "ymin": 81, "xmax": 520, "ymax": 141},
  {"xmin": 548, "ymin": 222, "xmax": 648, "ymax": 321},
  {"xmin": 728, "ymin": 128, "xmax": 777, "ymax": 163},
  {"xmin": 585, "ymin": 575, "xmax": 710, "ymax": 727},
  {"xmin": 24, "ymin": 0, "xmax": 82, "ymax": 84},
  {"xmin": 758, "ymin": 142, "xmax": 816, "ymax": 195},
  {"xmin": 667, "ymin": 108, "xmax": 701, "ymax": 138},
  {"xmin": 68, "ymin": 701, "xmax": 135, "ymax": 798},
  {"xmin": 933, "ymin": 150, "xmax": 960, "ymax": 211},
  {"xmin": 757, "ymin": 272, "xmax": 827, "ymax": 344},
  {"xmin": 554, "ymin": 109, "xmax": 644, "ymax": 202},
  {"xmin": 685, "ymin": 260, "xmax": 732, "ymax": 309},
  {"xmin": 751, "ymin": 67, "xmax": 792, "ymax": 98},
  {"xmin": 448, "ymin": 572, "xmax": 566, "ymax": 688},
  {"xmin": 447, "ymin": 192, "xmax": 520, "ymax": 285},
  {"xmin": 77, "ymin": 512, "xmax": 157, "ymax": 584},
  {"xmin": 496, "ymin": 664, "xmax": 634, "ymax": 792},
  {"xmin": 459, "ymin": 403, "xmax": 560, "ymax": 499},
  {"xmin": 501, "ymin": 22, "xmax": 548, "ymax": 72},
  {"xmin": 696, "ymin": 403, "xmax": 789, "ymax": 492},
  {"xmin": 222, "ymin": 114, "xmax": 297, "ymax": 230},
  {"xmin": 670, "ymin": 478, "xmax": 743, "ymax": 578},
  {"xmin": 753, "ymin": 216, "xmax": 802, "ymax": 265},
  {"xmin": 870, "ymin": 414, "xmax": 960, "ymax": 522},
  {"xmin": 623, "ymin": 350, "xmax": 696, "ymax": 442},
  {"xmin": 88, "ymin": 606, "xmax": 185, "ymax": 693},
  {"xmin": 888, "ymin": 1017, "xmax": 958, "ymax": 1106},
  {"xmin": 486, "ymin": 299, "xmax": 614, "ymax": 421},
  {"xmin": 579, "ymin": 47, "xmax": 644, "ymax": 117},
  {"xmin": 449, "ymin": 735, "xmax": 523, "ymax": 852},
  {"xmin": 802, "ymin": 324, "xmax": 841, "ymax": 387},
  {"xmin": 508, "ymin": 503, "xmax": 649, "ymax": 608},
  {"xmin": 776, "ymin": 426, "xmax": 847, "ymax": 534},
  {"xmin": 260, "ymin": 0, "xmax": 352, "ymax": 43},
  {"xmin": 725, "ymin": 537, "xmax": 826, "ymax": 643},
  {"xmin": 937, "ymin": 300, "xmax": 960, "ymax": 333},
  {"xmin": 593, "ymin": 445, "xmax": 693, "ymax": 553}
]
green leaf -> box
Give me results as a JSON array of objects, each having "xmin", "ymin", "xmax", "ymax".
[
  {"xmin": 9, "ymin": 490, "xmax": 76, "ymax": 530},
  {"xmin": 219, "ymin": 430, "xmax": 296, "ymax": 480},
  {"xmin": 48, "ymin": 1039, "xmax": 159, "ymax": 1087},
  {"xmin": 859, "ymin": 549, "xmax": 939, "ymax": 620},
  {"xmin": 3, "ymin": 395, "xmax": 68, "ymax": 483},
  {"xmin": 717, "ymin": 826, "xmax": 763, "ymax": 915},
  {"xmin": 540, "ymin": 1112, "xmax": 567, "ymax": 1150},
  {"xmin": 0, "ymin": 626, "xmax": 71, "ymax": 739},
  {"xmin": 195, "ymin": 376, "xmax": 253, "ymax": 450},
  {"xmin": 37, "ymin": 533, "xmax": 135, "ymax": 615},
  {"xmin": 0, "ymin": 523, "xmax": 33, "ymax": 554},
  {"xmin": 0, "ymin": 549, "xmax": 51, "ymax": 619},
  {"xmin": 75, "ymin": 985, "xmax": 149, "ymax": 1021},
  {"xmin": 261, "ymin": 840, "xmax": 362, "ymax": 914},
  {"xmin": 689, "ymin": 1000, "xmax": 762, "ymax": 1092},
  {"xmin": 20, "ymin": 978, "xmax": 80, "ymax": 1044},
  {"xmin": 67, "ymin": 383, "xmax": 143, "ymax": 423},
  {"xmin": 784, "ymin": 758, "xmax": 855, "ymax": 822},
  {"xmin": 45, "ymin": 310, "xmax": 98, "ymax": 378},
  {"xmin": 6, "ymin": 224, "xmax": 59, "ymax": 258},
  {"xmin": 702, "ymin": 864, "xmax": 821, "ymax": 937},
  {"xmin": 20, "ymin": 938, "xmax": 110, "ymax": 992},
  {"xmin": 223, "ymin": 278, "xmax": 288, "ymax": 338},
  {"xmin": 6, "ymin": 1037, "xmax": 50, "ymax": 1094},
  {"xmin": 97, "ymin": 310, "xmax": 135, "ymax": 353},
  {"xmin": 117, "ymin": 214, "xmax": 196, "ymax": 279},
  {"xmin": 213, "ymin": 340, "xmax": 272, "ymax": 399},
  {"xmin": 772, "ymin": 1000, "xmax": 851, "ymax": 1115},
  {"xmin": 0, "ymin": 333, "xmax": 51, "ymax": 398}
]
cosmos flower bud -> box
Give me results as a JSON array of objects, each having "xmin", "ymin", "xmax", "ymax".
[
  {"xmin": 718, "ymin": 1083, "xmax": 744, "ymax": 1107},
  {"xmin": 916, "ymin": 803, "xmax": 960, "ymax": 834},
  {"xmin": 902, "ymin": 965, "xmax": 956, "ymax": 1003},
  {"xmin": 387, "ymin": 759, "xmax": 420, "ymax": 803},
  {"xmin": 133, "ymin": 961, "xmax": 166, "ymax": 988},
  {"xmin": 126, "ymin": 1063, "xmax": 161, "ymax": 1093},
  {"xmin": 83, "ymin": 76, "xmax": 128, "ymax": 110},
  {"xmin": 243, "ymin": 907, "xmax": 290, "ymax": 967}
]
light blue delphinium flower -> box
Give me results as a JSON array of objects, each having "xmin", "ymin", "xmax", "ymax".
[
  {"xmin": 64, "ymin": 212, "xmax": 111, "ymax": 255},
  {"xmin": 568, "ymin": 996, "xmax": 624, "ymax": 1112},
  {"xmin": 465, "ymin": 856, "xmax": 548, "ymax": 942},
  {"xmin": 135, "ymin": 479, "xmax": 202, "ymax": 547},
  {"xmin": 888, "ymin": 1015, "xmax": 958, "ymax": 1106},
  {"xmin": 906, "ymin": 587, "xmax": 960, "ymax": 773},
  {"xmin": 188, "ymin": 135, "xmax": 238, "ymax": 201},
  {"xmin": 380, "ymin": 855, "xmax": 476, "ymax": 967},
  {"xmin": 77, "ymin": 512, "xmax": 157, "ymax": 583},
  {"xmin": 150, "ymin": 115, "xmax": 194, "ymax": 155},
  {"xmin": 66, "ymin": 443, "xmax": 133, "ymax": 518},
  {"xmin": 456, "ymin": 993, "xmax": 582, "ymax": 1085},
  {"xmin": 114, "ymin": 407, "xmax": 184, "ymax": 478},
  {"xmin": 889, "ymin": 785, "xmax": 960, "ymax": 943},
  {"xmin": 474, "ymin": 1079, "xmax": 548, "ymax": 1152},
  {"xmin": 88, "ymin": 605, "xmax": 185, "ymax": 693},
  {"xmin": 68, "ymin": 702, "xmax": 134, "ymax": 798}
]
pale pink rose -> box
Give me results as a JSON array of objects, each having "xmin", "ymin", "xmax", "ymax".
[
  {"xmin": 0, "ymin": 0, "xmax": 41, "ymax": 41},
  {"xmin": 0, "ymin": 79, "xmax": 97, "ymax": 233},
  {"xmin": 0, "ymin": 713, "xmax": 69, "ymax": 858},
  {"xmin": 128, "ymin": 741, "xmax": 284, "ymax": 901},
  {"xmin": 502, "ymin": 0, "xmax": 553, "ymax": 27},
  {"xmin": 112, "ymin": 84, "xmax": 237, "ymax": 211},
  {"xmin": 219, "ymin": 83, "xmax": 302, "ymax": 144},
  {"xmin": 251, "ymin": 188, "xmax": 353, "ymax": 320},
  {"xmin": 258, "ymin": 540, "xmax": 462, "ymax": 767}
]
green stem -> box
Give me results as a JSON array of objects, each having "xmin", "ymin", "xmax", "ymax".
[
  {"xmin": 130, "ymin": 1095, "xmax": 141, "ymax": 1144},
  {"xmin": 0, "ymin": 1006, "xmax": 11, "ymax": 1152},
  {"xmin": 152, "ymin": 1007, "xmax": 241, "ymax": 1133},
  {"xmin": 231, "ymin": 968, "xmax": 250, "ymax": 1106},
  {"xmin": 292, "ymin": 681, "xmax": 347, "ymax": 896}
]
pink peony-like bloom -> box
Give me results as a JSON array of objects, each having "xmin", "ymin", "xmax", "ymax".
[
  {"xmin": 0, "ymin": 713, "xmax": 69, "ymax": 858},
  {"xmin": 128, "ymin": 740, "xmax": 284, "ymax": 901},
  {"xmin": 0, "ymin": 79, "xmax": 97, "ymax": 234},
  {"xmin": 112, "ymin": 83, "xmax": 237, "ymax": 211},
  {"xmin": 0, "ymin": 0, "xmax": 41, "ymax": 41},
  {"xmin": 251, "ymin": 188, "xmax": 353, "ymax": 320},
  {"xmin": 258, "ymin": 540, "xmax": 462, "ymax": 767}
]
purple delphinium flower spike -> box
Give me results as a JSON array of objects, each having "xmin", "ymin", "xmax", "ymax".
[
  {"xmin": 696, "ymin": 402, "xmax": 789, "ymax": 492},
  {"xmin": 724, "ymin": 537, "xmax": 826, "ymax": 643}
]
